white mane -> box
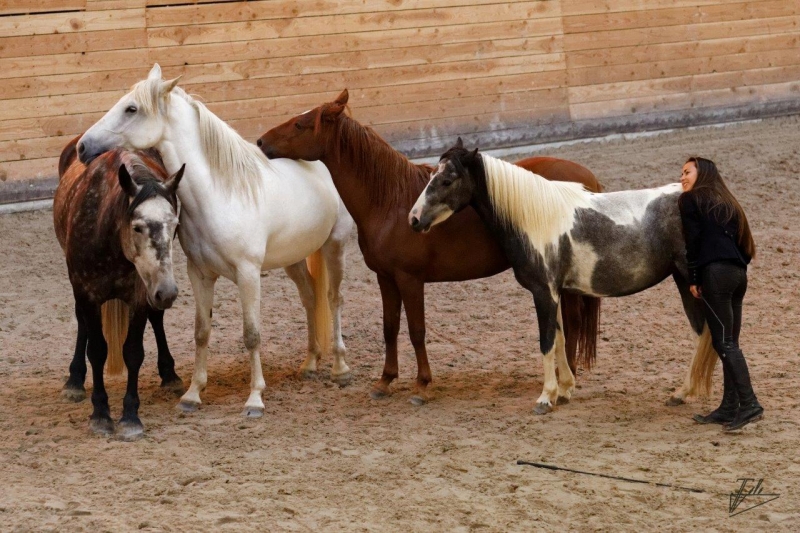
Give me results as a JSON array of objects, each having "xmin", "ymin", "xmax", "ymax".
[
  {"xmin": 132, "ymin": 78, "xmax": 268, "ymax": 199},
  {"xmin": 481, "ymin": 154, "xmax": 590, "ymax": 251}
]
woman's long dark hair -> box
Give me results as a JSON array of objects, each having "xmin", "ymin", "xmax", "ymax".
[{"xmin": 683, "ymin": 157, "xmax": 756, "ymax": 259}]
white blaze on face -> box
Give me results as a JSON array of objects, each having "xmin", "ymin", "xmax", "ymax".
[
  {"xmin": 129, "ymin": 196, "xmax": 178, "ymax": 301},
  {"xmin": 410, "ymin": 162, "xmax": 454, "ymax": 230}
]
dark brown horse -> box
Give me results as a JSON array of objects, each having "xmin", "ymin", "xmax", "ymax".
[
  {"xmin": 258, "ymin": 90, "xmax": 603, "ymax": 406},
  {"xmin": 54, "ymin": 136, "xmax": 184, "ymax": 439}
]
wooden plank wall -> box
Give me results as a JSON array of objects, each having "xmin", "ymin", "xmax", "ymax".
[{"xmin": 1, "ymin": 0, "xmax": 799, "ymax": 200}]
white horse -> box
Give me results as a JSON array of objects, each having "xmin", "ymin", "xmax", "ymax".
[{"xmin": 79, "ymin": 64, "xmax": 355, "ymax": 417}]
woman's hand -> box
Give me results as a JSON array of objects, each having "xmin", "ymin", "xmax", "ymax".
[{"xmin": 690, "ymin": 285, "xmax": 702, "ymax": 299}]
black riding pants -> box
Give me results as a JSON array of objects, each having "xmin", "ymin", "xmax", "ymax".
[{"xmin": 700, "ymin": 261, "xmax": 747, "ymax": 357}]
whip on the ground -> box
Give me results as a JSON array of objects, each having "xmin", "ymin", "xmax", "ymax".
[{"xmin": 517, "ymin": 460, "xmax": 708, "ymax": 494}]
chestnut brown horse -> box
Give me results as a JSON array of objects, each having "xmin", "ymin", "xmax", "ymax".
[
  {"xmin": 54, "ymin": 136, "xmax": 183, "ymax": 439},
  {"xmin": 258, "ymin": 90, "xmax": 602, "ymax": 406}
]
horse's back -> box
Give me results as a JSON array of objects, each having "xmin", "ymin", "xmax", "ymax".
[{"xmin": 515, "ymin": 156, "xmax": 603, "ymax": 193}]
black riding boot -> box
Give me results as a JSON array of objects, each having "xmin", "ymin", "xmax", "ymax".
[
  {"xmin": 725, "ymin": 348, "xmax": 763, "ymax": 431},
  {"xmin": 693, "ymin": 357, "xmax": 738, "ymax": 424}
]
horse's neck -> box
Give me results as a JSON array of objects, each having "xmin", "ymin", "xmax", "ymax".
[
  {"xmin": 321, "ymin": 124, "xmax": 426, "ymax": 225},
  {"xmin": 157, "ymin": 97, "xmax": 215, "ymax": 210}
]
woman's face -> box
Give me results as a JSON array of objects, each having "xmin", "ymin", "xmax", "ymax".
[{"xmin": 681, "ymin": 161, "xmax": 698, "ymax": 192}]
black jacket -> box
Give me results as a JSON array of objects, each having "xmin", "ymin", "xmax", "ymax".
[{"xmin": 678, "ymin": 194, "xmax": 751, "ymax": 285}]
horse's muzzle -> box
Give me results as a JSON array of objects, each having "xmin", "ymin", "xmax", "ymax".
[
  {"xmin": 408, "ymin": 210, "xmax": 430, "ymax": 233},
  {"xmin": 151, "ymin": 283, "xmax": 178, "ymax": 310},
  {"xmin": 77, "ymin": 140, "xmax": 103, "ymax": 165}
]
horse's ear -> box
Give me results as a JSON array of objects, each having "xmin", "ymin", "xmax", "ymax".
[
  {"xmin": 160, "ymin": 76, "xmax": 181, "ymax": 96},
  {"xmin": 322, "ymin": 101, "xmax": 347, "ymax": 120},
  {"xmin": 118, "ymin": 164, "xmax": 140, "ymax": 197},
  {"xmin": 165, "ymin": 164, "xmax": 185, "ymax": 195},
  {"xmin": 148, "ymin": 63, "xmax": 162, "ymax": 81},
  {"xmin": 335, "ymin": 89, "xmax": 349, "ymax": 106},
  {"xmin": 455, "ymin": 137, "xmax": 464, "ymax": 149},
  {"xmin": 470, "ymin": 148, "xmax": 479, "ymax": 159}
]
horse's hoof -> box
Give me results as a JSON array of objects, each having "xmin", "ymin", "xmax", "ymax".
[
  {"xmin": 369, "ymin": 388, "xmax": 390, "ymax": 400},
  {"xmin": 665, "ymin": 396, "xmax": 685, "ymax": 406},
  {"xmin": 243, "ymin": 406, "xmax": 264, "ymax": 418},
  {"xmin": 61, "ymin": 386, "xmax": 86, "ymax": 403},
  {"xmin": 177, "ymin": 400, "xmax": 199, "ymax": 413},
  {"xmin": 556, "ymin": 396, "xmax": 570, "ymax": 406},
  {"xmin": 410, "ymin": 395, "xmax": 428, "ymax": 407},
  {"xmin": 533, "ymin": 402, "xmax": 553, "ymax": 415},
  {"xmin": 160, "ymin": 378, "xmax": 186, "ymax": 396},
  {"xmin": 299, "ymin": 369, "xmax": 318, "ymax": 380},
  {"xmin": 116, "ymin": 420, "xmax": 144, "ymax": 442},
  {"xmin": 331, "ymin": 372, "xmax": 352, "ymax": 387},
  {"xmin": 89, "ymin": 417, "xmax": 114, "ymax": 436}
]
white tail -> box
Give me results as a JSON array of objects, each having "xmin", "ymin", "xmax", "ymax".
[
  {"xmin": 306, "ymin": 250, "xmax": 332, "ymax": 357},
  {"xmin": 101, "ymin": 299, "xmax": 129, "ymax": 376},
  {"xmin": 687, "ymin": 324, "xmax": 717, "ymax": 397}
]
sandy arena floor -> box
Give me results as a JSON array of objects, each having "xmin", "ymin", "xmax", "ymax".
[{"xmin": 1, "ymin": 116, "xmax": 799, "ymax": 531}]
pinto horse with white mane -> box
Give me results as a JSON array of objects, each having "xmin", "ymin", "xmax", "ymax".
[
  {"xmin": 78, "ymin": 64, "xmax": 354, "ymax": 417},
  {"xmin": 409, "ymin": 139, "xmax": 717, "ymax": 414}
]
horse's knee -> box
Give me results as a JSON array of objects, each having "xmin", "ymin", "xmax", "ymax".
[
  {"xmin": 408, "ymin": 327, "xmax": 426, "ymax": 350},
  {"xmin": 195, "ymin": 322, "xmax": 211, "ymax": 347},
  {"xmin": 243, "ymin": 326, "xmax": 261, "ymax": 352},
  {"xmin": 539, "ymin": 333, "xmax": 556, "ymax": 356}
]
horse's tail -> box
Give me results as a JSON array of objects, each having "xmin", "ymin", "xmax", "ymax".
[
  {"xmin": 561, "ymin": 293, "xmax": 600, "ymax": 371},
  {"xmin": 306, "ymin": 249, "xmax": 332, "ymax": 357},
  {"xmin": 687, "ymin": 323, "xmax": 717, "ymax": 397},
  {"xmin": 101, "ymin": 299, "xmax": 129, "ymax": 376},
  {"xmin": 576, "ymin": 295, "xmax": 600, "ymax": 370}
]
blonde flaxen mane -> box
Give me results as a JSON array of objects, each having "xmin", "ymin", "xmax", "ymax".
[
  {"xmin": 481, "ymin": 154, "xmax": 590, "ymax": 251},
  {"xmin": 132, "ymin": 78, "xmax": 267, "ymax": 199}
]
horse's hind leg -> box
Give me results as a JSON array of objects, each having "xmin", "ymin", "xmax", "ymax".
[
  {"xmin": 62, "ymin": 300, "xmax": 88, "ymax": 402},
  {"xmin": 322, "ymin": 234, "xmax": 351, "ymax": 385},
  {"xmin": 554, "ymin": 300, "xmax": 575, "ymax": 404},
  {"xmin": 283, "ymin": 261, "xmax": 323, "ymax": 378},
  {"xmin": 148, "ymin": 308, "xmax": 184, "ymax": 395},
  {"xmin": 80, "ymin": 299, "xmax": 114, "ymax": 435},
  {"xmin": 178, "ymin": 261, "xmax": 217, "ymax": 413},
  {"xmin": 118, "ymin": 309, "xmax": 148, "ymax": 441}
]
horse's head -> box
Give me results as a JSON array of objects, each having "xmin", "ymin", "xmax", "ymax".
[
  {"xmin": 409, "ymin": 138, "xmax": 480, "ymax": 233},
  {"xmin": 118, "ymin": 161, "xmax": 184, "ymax": 310},
  {"xmin": 78, "ymin": 64, "xmax": 181, "ymax": 164},
  {"xmin": 257, "ymin": 89, "xmax": 349, "ymax": 161}
]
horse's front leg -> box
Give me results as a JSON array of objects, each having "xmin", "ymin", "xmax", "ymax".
[
  {"xmin": 62, "ymin": 300, "xmax": 88, "ymax": 402},
  {"xmin": 178, "ymin": 260, "xmax": 217, "ymax": 412},
  {"xmin": 148, "ymin": 308, "xmax": 184, "ymax": 395},
  {"xmin": 396, "ymin": 274, "xmax": 432, "ymax": 406},
  {"xmin": 118, "ymin": 308, "xmax": 148, "ymax": 441},
  {"xmin": 283, "ymin": 261, "xmax": 322, "ymax": 378},
  {"xmin": 553, "ymin": 299, "xmax": 575, "ymax": 405},
  {"xmin": 531, "ymin": 288, "xmax": 561, "ymax": 415},
  {"xmin": 370, "ymin": 274, "xmax": 402, "ymax": 400},
  {"xmin": 80, "ymin": 299, "xmax": 114, "ymax": 435},
  {"xmin": 237, "ymin": 266, "xmax": 266, "ymax": 418}
]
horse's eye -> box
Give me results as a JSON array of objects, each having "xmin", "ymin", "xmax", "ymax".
[
  {"xmin": 442, "ymin": 179, "xmax": 453, "ymax": 187},
  {"xmin": 294, "ymin": 122, "xmax": 302, "ymax": 130},
  {"xmin": 126, "ymin": 106, "xmax": 137, "ymax": 114},
  {"xmin": 133, "ymin": 226, "xmax": 144, "ymax": 233}
]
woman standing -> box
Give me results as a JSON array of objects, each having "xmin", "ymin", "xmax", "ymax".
[{"xmin": 679, "ymin": 157, "xmax": 763, "ymax": 431}]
